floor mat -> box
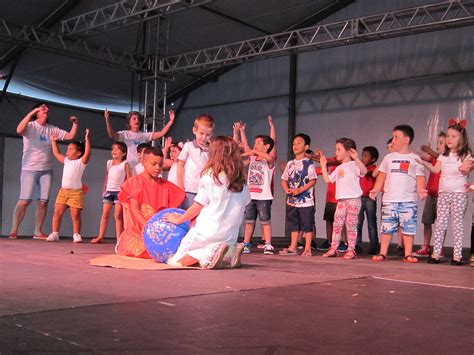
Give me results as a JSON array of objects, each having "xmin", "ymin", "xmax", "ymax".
[{"xmin": 89, "ymin": 254, "xmax": 201, "ymax": 270}]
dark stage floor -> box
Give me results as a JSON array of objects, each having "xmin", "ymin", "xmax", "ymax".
[{"xmin": 0, "ymin": 238, "xmax": 473, "ymax": 354}]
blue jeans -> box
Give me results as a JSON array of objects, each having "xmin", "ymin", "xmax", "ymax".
[
  {"xmin": 356, "ymin": 196, "xmax": 378, "ymax": 248},
  {"xmin": 19, "ymin": 170, "xmax": 53, "ymax": 202}
]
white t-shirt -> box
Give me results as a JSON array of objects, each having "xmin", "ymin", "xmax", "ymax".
[
  {"xmin": 177, "ymin": 141, "xmax": 209, "ymax": 193},
  {"xmin": 247, "ymin": 156, "xmax": 275, "ymax": 200},
  {"xmin": 438, "ymin": 153, "xmax": 471, "ymax": 193},
  {"xmin": 22, "ymin": 121, "xmax": 67, "ymax": 171},
  {"xmin": 106, "ymin": 160, "xmax": 127, "ymax": 191},
  {"xmin": 133, "ymin": 162, "xmax": 144, "ymax": 176},
  {"xmin": 329, "ymin": 161, "xmax": 364, "ymax": 200},
  {"xmin": 167, "ymin": 161, "xmax": 178, "ymax": 186},
  {"xmin": 379, "ymin": 152, "xmax": 425, "ymax": 202},
  {"xmin": 117, "ymin": 130, "xmax": 153, "ymax": 167},
  {"xmin": 281, "ymin": 158, "xmax": 317, "ymax": 207},
  {"xmin": 61, "ymin": 158, "xmax": 87, "ymax": 189}
]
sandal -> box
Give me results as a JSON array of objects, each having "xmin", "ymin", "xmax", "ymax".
[
  {"xmin": 322, "ymin": 249, "xmax": 337, "ymax": 258},
  {"xmin": 91, "ymin": 237, "xmax": 103, "ymax": 244},
  {"xmin": 8, "ymin": 233, "xmax": 18, "ymax": 239},
  {"xmin": 343, "ymin": 250, "xmax": 357, "ymax": 260},
  {"xmin": 207, "ymin": 244, "xmax": 229, "ymax": 269},
  {"xmin": 279, "ymin": 248, "xmax": 298, "ymax": 255},
  {"xmin": 301, "ymin": 250, "xmax": 313, "ymax": 257},
  {"xmin": 403, "ymin": 255, "xmax": 418, "ymax": 263},
  {"xmin": 372, "ymin": 254, "xmax": 386, "ymax": 262},
  {"xmin": 33, "ymin": 233, "xmax": 47, "ymax": 240}
]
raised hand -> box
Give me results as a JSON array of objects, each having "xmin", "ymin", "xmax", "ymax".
[
  {"xmin": 50, "ymin": 133, "xmax": 59, "ymax": 142},
  {"xmin": 163, "ymin": 137, "xmax": 173, "ymax": 148},
  {"xmin": 239, "ymin": 122, "xmax": 246, "ymax": 131},
  {"xmin": 85, "ymin": 128, "xmax": 90, "ymax": 140},
  {"xmin": 104, "ymin": 109, "xmax": 110, "ymax": 120},
  {"xmin": 70, "ymin": 115, "xmax": 78, "ymax": 124},
  {"xmin": 268, "ymin": 115, "xmax": 274, "ymax": 125},
  {"xmin": 349, "ymin": 148, "xmax": 358, "ymax": 160},
  {"xmin": 319, "ymin": 153, "xmax": 327, "ymax": 166},
  {"xmin": 169, "ymin": 110, "xmax": 176, "ymax": 122},
  {"xmin": 233, "ymin": 121, "xmax": 241, "ymax": 133}
]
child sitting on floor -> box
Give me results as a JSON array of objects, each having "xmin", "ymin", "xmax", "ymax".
[
  {"xmin": 164, "ymin": 136, "xmax": 251, "ymax": 269},
  {"xmin": 116, "ymin": 147, "xmax": 185, "ymax": 258}
]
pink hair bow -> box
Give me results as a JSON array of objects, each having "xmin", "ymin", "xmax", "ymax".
[{"xmin": 448, "ymin": 118, "xmax": 467, "ymax": 128}]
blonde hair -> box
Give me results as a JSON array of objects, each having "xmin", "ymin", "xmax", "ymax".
[{"xmin": 194, "ymin": 114, "xmax": 215, "ymax": 129}]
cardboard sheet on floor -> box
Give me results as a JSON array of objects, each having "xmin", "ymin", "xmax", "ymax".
[{"xmin": 89, "ymin": 254, "xmax": 201, "ymax": 270}]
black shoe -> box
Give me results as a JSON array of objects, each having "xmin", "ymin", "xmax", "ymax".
[
  {"xmin": 450, "ymin": 259, "xmax": 463, "ymax": 266},
  {"xmin": 355, "ymin": 245, "xmax": 363, "ymax": 254},
  {"xmin": 428, "ymin": 257, "xmax": 441, "ymax": 264}
]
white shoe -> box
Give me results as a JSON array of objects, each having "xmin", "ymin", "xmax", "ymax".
[
  {"xmin": 73, "ymin": 233, "xmax": 82, "ymax": 243},
  {"xmin": 46, "ymin": 232, "xmax": 59, "ymax": 242}
]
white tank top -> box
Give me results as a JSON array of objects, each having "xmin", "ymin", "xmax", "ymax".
[
  {"xmin": 106, "ymin": 160, "xmax": 127, "ymax": 191},
  {"xmin": 247, "ymin": 156, "xmax": 275, "ymax": 200},
  {"xmin": 167, "ymin": 162, "xmax": 178, "ymax": 186}
]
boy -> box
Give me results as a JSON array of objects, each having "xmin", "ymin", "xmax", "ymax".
[
  {"xmin": 46, "ymin": 129, "xmax": 91, "ymax": 243},
  {"xmin": 177, "ymin": 114, "xmax": 215, "ymax": 209},
  {"xmin": 280, "ymin": 133, "xmax": 317, "ymax": 256},
  {"xmin": 370, "ymin": 125, "xmax": 427, "ymax": 262},
  {"xmin": 416, "ymin": 132, "xmax": 446, "ymax": 256},
  {"xmin": 133, "ymin": 142, "xmax": 152, "ymax": 175},
  {"xmin": 356, "ymin": 146, "xmax": 379, "ymax": 255},
  {"xmin": 116, "ymin": 147, "xmax": 185, "ymax": 258},
  {"xmin": 239, "ymin": 115, "xmax": 277, "ymax": 255}
]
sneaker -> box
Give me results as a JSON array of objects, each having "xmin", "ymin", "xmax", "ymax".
[
  {"xmin": 337, "ymin": 242, "xmax": 348, "ymax": 252},
  {"xmin": 243, "ymin": 243, "xmax": 251, "ymax": 254},
  {"xmin": 33, "ymin": 233, "xmax": 48, "ymax": 240},
  {"xmin": 317, "ymin": 240, "xmax": 331, "ymax": 251},
  {"xmin": 46, "ymin": 232, "xmax": 59, "ymax": 242},
  {"xmin": 415, "ymin": 245, "xmax": 431, "ymax": 257},
  {"xmin": 73, "ymin": 233, "xmax": 82, "ymax": 243},
  {"xmin": 263, "ymin": 244, "xmax": 274, "ymax": 255}
]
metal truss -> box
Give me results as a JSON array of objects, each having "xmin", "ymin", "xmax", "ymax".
[
  {"xmin": 61, "ymin": 0, "xmax": 213, "ymax": 35},
  {"xmin": 0, "ymin": 19, "xmax": 149, "ymax": 72},
  {"xmin": 160, "ymin": 0, "xmax": 474, "ymax": 74}
]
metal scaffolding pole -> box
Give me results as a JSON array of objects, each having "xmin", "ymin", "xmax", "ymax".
[
  {"xmin": 61, "ymin": 0, "xmax": 213, "ymax": 35},
  {"xmin": 158, "ymin": 0, "xmax": 474, "ymax": 75},
  {"xmin": 141, "ymin": 16, "xmax": 170, "ymax": 142}
]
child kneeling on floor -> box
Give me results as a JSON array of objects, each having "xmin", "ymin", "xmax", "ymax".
[{"xmin": 165, "ymin": 136, "xmax": 251, "ymax": 269}]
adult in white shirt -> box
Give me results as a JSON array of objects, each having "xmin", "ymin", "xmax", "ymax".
[
  {"xmin": 9, "ymin": 103, "xmax": 78, "ymax": 239},
  {"xmin": 104, "ymin": 109, "xmax": 176, "ymax": 168}
]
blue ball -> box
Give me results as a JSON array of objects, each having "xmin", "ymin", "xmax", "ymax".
[{"xmin": 143, "ymin": 208, "xmax": 190, "ymax": 263}]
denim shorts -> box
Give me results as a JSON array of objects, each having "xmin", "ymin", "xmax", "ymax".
[
  {"xmin": 381, "ymin": 201, "xmax": 418, "ymax": 236},
  {"xmin": 245, "ymin": 199, "xmax": 272, "ymax": 224},
  {"xmin": 103, "ymin": 191, "xmax": 120, "ymax": 204},
  {"xmin": 19, "ymin": 169, "xmax": 53, "ymax": 202},
  {"xmin": 286, "ymin": 205, "xmax": 315, "ymax": 233}
]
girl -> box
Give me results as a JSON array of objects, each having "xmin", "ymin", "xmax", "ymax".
[
  {"xmin": 91, "ymin": 142, "xmax": 131, "ymax": 244},
  {"xmin": 162, "ymin": 136, "xmax": 183, "ymax": 186},
  {"xmin": 320, "ymin": 138, "xmax": 367, "ymax": 259},
  {"xmin": 164, "ymin": 136, "xmax": 251, "ymax": 269},
  {"xmin": 419, "ymin": 119, "xmax": 472, "ymax": 265}
]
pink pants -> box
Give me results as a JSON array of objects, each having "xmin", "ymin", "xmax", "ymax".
[{"xmin": 330, "ymin": 198, "xmax": 361, "ymax": 252}]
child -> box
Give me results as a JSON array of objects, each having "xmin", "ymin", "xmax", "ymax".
[
  {"xmin": 356, "ymin": 146, "xmax": 379, "ymax": 255},
  {"xmin": 239, "ymin": 115, "xmax": 277, "ymax": 255},
  {"xmin": 177, "ymin": 114, "xmax": 215, "ymax": 209},
  {"xmin": 165, "ymin": 136, "xmax": 251, "ymax": 269},
  {"xmin": 104, "ymin": 109, "xmax": 175, "ymax": 169},
  {"xmin": 91, "ymin": 141, "xmax": 131, "ymax": 244},
  {"xmin": 280, "ymin": 134, "xmax": 317, "ymax": 256},
  {"xmin": 162, "ymin": 137, "xmax": 182, "ymax": 186},
  {"xmin": 370, "ymin": 125, "xmax": 427, "ymax": 263},
  {"xmin": 415, "ymin": 132, "xmax": 446, "ymax": 256},
  {"xmin": 418, "ymin": 120, "xmax": 471, "ymax": 265},
  {"xmin": 115, "ymin": 147, "xmax": 185, "ymax": 258},
  {"xmin": 46, "ymin": 129, "xmax": 91, "ymax": 242},
  {"xmin": 133, "ymin": 142, "xmax": 152, "ymax": 175},
  {"xmin": 320, "ymin": 138, "xmax": 367, "ymax": 259}
]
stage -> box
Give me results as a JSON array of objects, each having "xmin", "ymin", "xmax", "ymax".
[{"xmin": 0, "ymin": 238, "xmax": 472, "ymax": 353}]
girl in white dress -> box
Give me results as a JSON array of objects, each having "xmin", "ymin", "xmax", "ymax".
[{"xmin": 165, "ymin": 136, "xmax": 251, "ymax": 269}]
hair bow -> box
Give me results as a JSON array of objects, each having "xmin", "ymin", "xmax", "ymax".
[
  {"xmin": 178, "ymin": 142, "xmax": 184, "ymax": 149},
  {"xmin": 448, "ymin": 118, "xmax": 467, "ymax": 128}
]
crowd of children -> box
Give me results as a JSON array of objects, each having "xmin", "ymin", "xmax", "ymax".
[{"xmin": 8, "ymin": 102, "xmax": 474, "ymax": 268}]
